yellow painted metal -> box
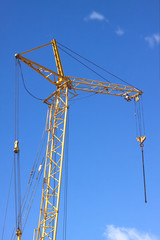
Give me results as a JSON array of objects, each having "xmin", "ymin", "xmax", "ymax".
[
  {"xmin": 14, "ymin": 140, "xmax": 20, "ymax": 153},
  {"xmin": 15, "ymin": 39, "xmax": 143, "ymax": 240},
  {"xmin": 137, "ymin": 136, "xmax": 146, "ymax": 144},
  {"xmin": 15, "ymin": 56, "xmax": 142, "ymax": 100},
  {"xmin": 18, "ymin": 42, "xmax": 52, "ymax": 56},
  {"xmin": 136, "ymin": 95, "xmax": 140, "ymax": 102},
  {"xmin": 35, "ymin": 87, "xmax": 68, "ymax": 240},
  {"xmin": 15, "ymin": 54, "xmax": 58, "ymax": 86},
  {"xmin": 16, "ymin": 228, "xmax": 22, "ymax": 240},
  {"xmin": 52, "ymin": 39, "xmax": 64, "ymax": 78},
  {"xmin": 33, "ymin": 40, "xmax": 68, "ymax": 240},
  {"xmin": 67, "ymin": 76, "xmax": 142, "ymax": 98}
]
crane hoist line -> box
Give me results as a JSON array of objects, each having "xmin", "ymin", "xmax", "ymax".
[{"xmin": 13, "ymin": 39, "xmax": 146, "ymax": 240}]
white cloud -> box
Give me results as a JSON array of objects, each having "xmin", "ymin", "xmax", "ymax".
[
  {"xmin": 104, "ymin": 225, "xmax": 158, "ymax": 240},
  {"xmin": 115, "ymin": 26, "xmax": 125, "ymax": 36},
  {"xmin": 84, "ymin": 12, "xmax": 124, "ymax": 37},
  {"xmin": 145, "ymin": 33, "xmax": 160, "ymax": 48},
  {"xmin": 84, "ymin": 11, "xmax": 109, "ymax": 22}
]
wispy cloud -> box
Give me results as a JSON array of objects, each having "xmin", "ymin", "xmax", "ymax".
[
  {"xmin": 115, "ymin": 26, "xmax": 125, "ymax": 36},
  {"xmin": 145, "ymin": 33, "xmax": 160, "ymax": 48},
  {"xmin": 84, "ymin": 11, "xmax": 109, "ymax": 23},
  {"xmin": 84, "ymin": 11, "xmax": 124, "ymax": 36},
  {"xmin": 104, "ymin": 225, "xmax": 158, "ymax": 240}
]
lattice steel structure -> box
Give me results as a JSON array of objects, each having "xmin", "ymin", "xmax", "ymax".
[{"xmin": 15, "ymin": 39, "xmax": 143, "ymax": 240}]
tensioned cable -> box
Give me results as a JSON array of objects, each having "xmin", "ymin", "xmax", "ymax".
[
  {"xmin": 18, "ymin": 61, "xmax": 44, "ymax": 101},
  {"xmin": 134, "ymin": 99, "xmax": 138, "ymax": 137},
  {"xmin": 140, "ymin": 95, "xmax": 145, "ymax": 135},
  {"xmin": 1, "ymin": 162, "xmax": 14, "ymax": 240},
  {"xmin": 63, "ymin": 108, "xmax": 69, "ymax": 240},
  {"xmin": 20, "ymin": 129, "xmax": 47, "ymax": 218},
  {"xmin": 14, "ymin": 59, "xmax": 18, "ymax": 229},
  {"xmin": 134, "ymin": 97, "xmax": 147, "ymax": 203},
  {"xmin": 10, "ymin": 128, "xmax": 47, "ymax": 240},
  {"xmin": 22, "ymin": 156, "xmax": 45, "ymax": 232},
  {"xmin": 22, "ymin": 164, "xmax": 45, "ymax": 232},
  {"xmin": 58, "ymin": 46, "xmax": 112, "ymax": 84},
  {"xmin": 137, "ymin": 100, "xmax": 142, "ymax": 137},
  {"xmin": 57, "ymin": 41, "xmax": 140, "ymax": 90},
  {"xmin": 141, "ymin": 147, "xmax": 147, "ymax": 203},
  {"xmin": 15, "ymin": 59, "xmax": 22, "ymax": 230},
  {"xmin": 11, "ymin": 158, "xmax": 45, "ymax": 240},
  {"xmin": 13, "ymin": 155, "xmax": 18, "ymax": 230},
  {"xmin": 17, "ymin": 153, "xmax": 21, "ymax": 229},
  {"xmin": 11, "ymin": 157, "xmax": 45, "ymax": 240},
  {"xmin": 70, "ymin": 92, "xmax": 97, "ymax": 106}
]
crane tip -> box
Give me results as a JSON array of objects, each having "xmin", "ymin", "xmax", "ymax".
[{"xmin": 15, "ymin": 53, "xmax": 19, "ymax": 58}]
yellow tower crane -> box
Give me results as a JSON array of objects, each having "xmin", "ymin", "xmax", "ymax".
[{"xmin": 15, "ymin": 39, "xmax": 144, "ymax": 240}]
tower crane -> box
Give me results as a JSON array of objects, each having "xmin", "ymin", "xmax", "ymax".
[{"xmin": 14, "ymin": 39, "xmax": 144, "ymax": 240}]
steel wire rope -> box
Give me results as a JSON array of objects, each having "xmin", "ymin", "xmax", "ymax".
[
  {"xmin": 11, "ymin": 156, "xmax": 45, "ymax": 240},
  {"xmin": 10, "ymin": 129, "xmax": 47, "ymax": 240},
  {"xmin": 13, "ymin": 155, "xmax": 18, "ymax": 230},
  {"xmin": 134, "ymin": 99, "xmax": 138, "ymax": 138},
  {"xmin": 1, "ymin": 161, "xmax": 14, "ymax": 240},
  {"xmin": 134, "ymin": 97, "xmax": 147, "ymax": 203},
  {"xmin": 137, "ymin": 100, "xmax": 142, "ymax": 137},
  {"xmin": 134, "ymin": 98, "xmax": 142, "ymax": 138},
  {"xmin": 57, "ymin": 46, "xmax": 111, "ymax": 83},
  {"xmin": 69, "ymin": 92, "xmax": 97, "ymax": 106},
  {"xmin": 11, "ymin": 158, "xmax": 45, "ymax": 240},
  {"xmin": 18, "ymin": 61, "xmax": 44, "ymax": 101},
  {"xmin": 57, "ymin": 41, "xmax": 141, "ymax": 90},
  {"xmin": 16, "ymin": 60, "xmax": 21, "ymax": 230},
  {"xmin": 14, "ymin": 59, "xmax": 19, "ymax": 229},
  {"xmin": 20, "ymin": 129, "xmax": 47, "ymax": 217},
  {"xmin": 22, "ymin": 156, "xmax": 45, "ymax": 232},
  {"xmin": 17, "ymin": 153, "xmax": 22, "ymax": 230},
  {"xmin": 20, "ymin": 110, "xmax": 49, "ymax": 234},
  {"xmin": 63, "ymin": 108, "xmax": 69, "ymax": 240},
  {"xmin": 14, "ymin": 60, "xmax": 17, "ymax": 228},
  {"xmin": 140, "ymin": 95, "xmax": 146, "ymax": 135},
  {"xmin": 22, "ymin": 163, "xmax": 45, "ymax": 232},
  {"xmin": 140, "ymin": 95, "xmax": 147, "ymax": 203},
  {"xmin": 141, "ymin": 147, "xmax": 147, "ymax": 203}
]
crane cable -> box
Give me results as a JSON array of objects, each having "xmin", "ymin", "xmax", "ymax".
[
  {"xmin": 1, "ymin": 162, "xmax": 14, "ymax": 240},
  {"xmin": 18, "ymin": 60, "xmax": 44, "ymax": 101},
  {"xmin": 134, "ymin": 96, "xmax": 147, "ymax": 203},
  {"xmin": 20, "ymin": 129, "xmax": 47, "ymax": 220},
  {"xmin": 57, "ymin": 41, "xmax": 141, "ymax": 90},
  {"xmin": 10, "ymin": 128, "xmax": 47, "ymax": 240},
  {"xmin": 22, "ymin": 156, "xmax": 45, "ymax": 232},
  {"xmin": 63, "ymin": 108, "xmax": 69, "ymax": 240},
  {"xmin": 57, "ymin": 45, "xmax": 112, "ymax": 84},
  {"xmin": 11, "ymin": 157, "xmax": 45, "ymax": 240},
  {"xmin": 10, "ymin": 59, "xmax": 47, "ymax": 240},
  {"xmin": 70, "ymin": 92, "xmax": 97, "ymax": 105},
  {"xmin": 14, "ymin": 59, "xmax": 22, "ymax": 234}
]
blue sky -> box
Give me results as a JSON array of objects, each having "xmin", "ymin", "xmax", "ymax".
[{"xmin": 0, "ymin": 0, "xmax": 160, "ymax": 240}]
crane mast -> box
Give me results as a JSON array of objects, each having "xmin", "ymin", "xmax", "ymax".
[
  {"xmin": 35, "ymin": 40, "xmax": 68, "ymax": 240},
  {"xmin": 15, "ymin": 39, "xmax": 143, "ymax": 240}
]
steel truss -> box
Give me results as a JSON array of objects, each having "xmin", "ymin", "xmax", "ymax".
[
  {"xmin": 34, "ymin": 87, "xmax": 68, "ymax": 240},
  {"xmin": 15, "ymin": 39, "xmax": 143, "ymax": 240}
]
